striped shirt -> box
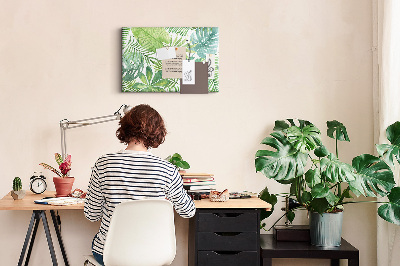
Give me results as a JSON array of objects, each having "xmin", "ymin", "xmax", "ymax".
[{"xmin": 84, "ymin": 150, "xmax": 196, "ymax": 255}]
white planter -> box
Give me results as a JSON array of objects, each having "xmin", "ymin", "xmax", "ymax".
[{"xmin": 11, "ymin": 190, "xmax": 26, "ymax": 200}]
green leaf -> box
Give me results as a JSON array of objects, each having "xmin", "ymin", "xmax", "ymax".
[
  {"xmin": 378, "ymin": 187, "xmax": 400, "ymax": 225},
  {"xmin": 55, "ymin": 153, "xmax": 63, "ymax": 166},
  {"xmin": 284, "ymin": 125, "xmax": 322, "ymax": 153},
  {"xmin": 146, "ymin": 66, "xmax": 153, "ymax": 84},
  {"xmin": 286, "ymin": 211, "xmax": 295, "ymax": 223},
  {"xmin": 310, "ymin": 198, "xmax": 330, "ymax": 214},
  {"xmin": 255, "ymin": 131, "xmax": 308, "ymax": 182},
  {"xmin": 139, "ymin": 73, "xmax": 147, "ymax": 85},
  {"xmin": 314, "ymin": 145, "xmax": 329, "ymax": 158},
  {"xmin": 320, "ymin": 153, "xmax": 356, "ymax": 183},
  {"xmin": 327, "ymin": 120, "xmax": 350, "ymax": 142},
  {"xmin": 180, "ymin": 161, "xmax": 190, "ymax": 169},
  {"xmin": 190, "ymin": 27, "xmax": 219, "ymax": 59},
  {"xmin": 152, "ymin": 79, "xmax": 168, "ymax": 87},
  {"xmin": 130, "ymin": 27, "xmax": 171, "ymax": 53},
  {"xmin": 351, "ymin": 154, "xmax": 395, "ymax": 197},
  {"xmin": 376, "ymin": 121, "xmax": 400, "ymax": 166},
  {"xmin": 301, "ymin": 191, "xmax": 312, "ymax": 203},
  {"xmin": 259, "ymin": 186, "xmax": 278, "ymax": 221},
  {"xmin": 311, "ymin": 183, "xmax": 330, "ymax": 198},
  {"xmin": 305, "ymin": 168, "xmax": 321, "ymax": 188},
  {"xmin": 273, "ymin": 120, "xmax": 290, "ymax": 131}
]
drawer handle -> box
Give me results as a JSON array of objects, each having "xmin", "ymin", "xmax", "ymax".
[
  {"xmin": 214, "ymin": 232, "xmax": 242, "ymax": 236},
  {"xmin": 212, "ymin": 251, "xmax": 242, "ymax": 255},
  {"xmin": 213, "ymin": 213, "xmax": 243, "ymax": 218}
]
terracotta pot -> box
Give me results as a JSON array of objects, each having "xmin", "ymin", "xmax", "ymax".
[{"xmin": 53, "ymin": 177, "xmax": 75, "ymax": 197}]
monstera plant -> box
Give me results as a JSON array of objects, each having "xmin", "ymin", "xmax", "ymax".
[{"xmin": 255, "ymin": 119, "xmax": 400, "ymax": 230}]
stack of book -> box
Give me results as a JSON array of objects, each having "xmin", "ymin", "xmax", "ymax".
[{"xmin": 181, "ymin": 173, "xmax": 215, "ymax": 194}]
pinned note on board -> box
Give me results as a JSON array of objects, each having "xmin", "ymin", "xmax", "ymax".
[
  {"xmin": 156, "ymin": 47, "xmax": 176, "ymax": 60},
  {"xmin": 180, "ymin": 62, "xmax": 208, "ymax": 94},
  {"xmin": 182, "ymin": 60, "xmax": 195, "ymax": 84},
  {"xmin": 162, "ymin": 47, "xmax": 186, "ymax": 79}
]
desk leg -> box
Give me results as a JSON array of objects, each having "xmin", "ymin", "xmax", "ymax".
[
  {"xmin": 40, "ymin": 211, "xmax": 58, "ymax": 266},
  {"xmin": 18, "ymin": 212, "xmax": 36, "ymax": 266},
  {"xmin": 348, "ymin": 258, "xmax": 359, "ymax": 266},
  {"xmin": 263, "ymin": 258, "xmax": 272, "ymax": 266},
  {"xmin": 331, "ymin": 259, "xmax": 340, "ymax": 266},
  {"xmin": 50, "ymin": 210, "xmax": 69, "ymax": 266},
  {"xmin": 24, "ymin": 213, "xmax": 40, "ymax": 266}
]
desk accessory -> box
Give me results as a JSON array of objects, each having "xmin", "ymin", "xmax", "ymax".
[
  {"xmin": 209, "ymin": 189, "xmax": 229, "ymax": 202},
  {"xmin": 11, "ymin": 177, "xmax": 25, "ymax": 200},
  {"xmin": 29, "ymin": 173, "xmax": 47, "ymax": 194},
  {"xmin": 59, "ymin": 104, "xmax": 130, "ymax": 160}
]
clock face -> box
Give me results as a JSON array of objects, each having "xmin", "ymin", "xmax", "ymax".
[{"xmin": 30, "ymin": 178, "xmax": 47, "ymax": 194}]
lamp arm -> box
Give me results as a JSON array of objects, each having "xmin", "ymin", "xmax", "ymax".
[{"xmin": 60, "ymin": 104, "xmax": 130, "ymax": 160}]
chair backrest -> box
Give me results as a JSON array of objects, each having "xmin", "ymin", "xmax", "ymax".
[{"xmin": 103, "ymin": 199, "xmax": 176, "ymax": 266}]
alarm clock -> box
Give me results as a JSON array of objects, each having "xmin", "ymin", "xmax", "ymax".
[{"xmin": 30, "ymin": 173, "xmax": 47, "ymax": 194}]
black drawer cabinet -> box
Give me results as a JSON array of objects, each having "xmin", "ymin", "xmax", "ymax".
[{"xmin": 189, "ymin": 209, "xmax": 261, "ymax": 266}]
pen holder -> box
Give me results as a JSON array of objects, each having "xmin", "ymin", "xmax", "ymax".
[{"xmin": 210, "ymin": 189, "xmax": 229, "ymax": 202}]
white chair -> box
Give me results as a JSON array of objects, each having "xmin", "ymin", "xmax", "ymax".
[{"xmin": 84, "ymin": 199, "xmax": 176, "ymax": 266}]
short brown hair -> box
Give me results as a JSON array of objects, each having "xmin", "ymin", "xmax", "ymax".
[{"xmin": 116, "ymin": 104, "xmax": 167, "ymax": 148}]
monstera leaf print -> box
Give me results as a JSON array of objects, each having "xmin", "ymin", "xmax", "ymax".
[
  {"xmin": 122, "ymin": 52, "xmax": 144, "ymax": 82},
  {"xmin": 133, "ymin": 66, "xmax": 168, "ymax": 92},
  {"xmin": 190, "ymin": 27, "xmax": 219, "ymax": 59}
]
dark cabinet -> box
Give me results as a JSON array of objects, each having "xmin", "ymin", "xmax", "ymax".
[{"xmin": 189, "ymin": 209, "xmax": 261, "ymax": 266}]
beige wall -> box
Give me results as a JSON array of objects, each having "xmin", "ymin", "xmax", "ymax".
[{"xmin": 0, "ymin": 0, "xmax": 376, "ymax": 265}]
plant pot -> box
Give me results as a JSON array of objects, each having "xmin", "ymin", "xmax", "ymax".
[
  {"xmin": 309, "ymin": 211, "xmax": 343, "ymax": 247},
  {"xmin": 53, "ymin": 177, "xmax": 75, "ymax": 197},
  {"xmin": 11, "ymin": 190, "xmax": 26, "ymax": 200}
]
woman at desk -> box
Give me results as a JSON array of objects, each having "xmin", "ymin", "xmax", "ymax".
[{"xmin": 84, "ymin": 104, "xmax": 196, "ymax": 266}]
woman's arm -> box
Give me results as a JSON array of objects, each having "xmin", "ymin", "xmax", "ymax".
[
  {"xmin": 84, "ymin": 163, "xmax": 104, "ymax": 222},
  {"xmin": 166, "ymin": 169, "xmax": 196, "ymax": 218}
]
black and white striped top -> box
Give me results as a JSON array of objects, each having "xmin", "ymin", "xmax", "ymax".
[{"xmin": 84, "ymin": 150, "xmax": 196, "ymax": 255}]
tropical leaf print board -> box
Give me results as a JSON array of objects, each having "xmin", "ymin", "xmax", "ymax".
[{"xmin": 122, "ymin": 27, "xmax": 219, "ymax": 93}]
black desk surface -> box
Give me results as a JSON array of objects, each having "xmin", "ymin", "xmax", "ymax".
[{"xmin": 260, "ymin": 234, "xmax": 359, "ymax": 259}]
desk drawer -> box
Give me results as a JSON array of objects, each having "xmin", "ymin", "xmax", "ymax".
[
  {"xmin": 197, "ymin": 212, "xmax": 258, "ymax": 232},
  {"xmin": 198, "ymin": 251, "xmax": 258, "ymax": 266},
  {"xmin": 197, "ymin": 232, "xmax": 258, "ymax": 251}
]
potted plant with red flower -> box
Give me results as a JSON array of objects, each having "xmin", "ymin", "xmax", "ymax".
[{"xmin": 40, "ymin": 153, "xmax": 74, "ymax": 197}]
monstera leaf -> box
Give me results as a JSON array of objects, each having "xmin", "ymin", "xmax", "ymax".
[
  {"xmin": 273, "ymin": 119, "xmax": 313, "ymax": 132},
  {"xmin": 327, "ymin": 120, "xmax": 350, "ymax": 142},
  {"xmin": 122, "ymin": 52, "xmax": 144, "ymax": 82},
  {"xmin": 255, "ymin": 131, "xmax": 308, "ymax": 183},
  {"xmin": 378, "ymin": 187, "xmax": 400, "ymax": 225},
  {"xmin": 320, "ymin": 153, "xmax": 356, "ymax": 183},
  {"xmin": 190, "ymin": 27, "xmax": 219, "ymax": 59},
  {"xmin": 285, "ymin": 125, "xmax": 322, "ymax": 153},
  {"xmin": 133, "ymin": 66, "xmax": 168, "ymax": 92},
  {"xmin": 350, "ymin": 154, "xmax": 395, "ymax": 197},
  {"xmin": 259, "ymin": 186, "xmax": 278, "ymax": 223},
  {"xmin": 376, "ymin": 121, "xmax": 400, "ymax": 166}
]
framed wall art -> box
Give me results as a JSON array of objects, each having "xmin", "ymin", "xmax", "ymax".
[{"xmin": 122, "ymin": 27, "xmax": 219, "ymax": 93}]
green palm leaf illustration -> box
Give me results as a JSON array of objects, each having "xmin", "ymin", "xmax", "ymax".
[
  {"xmin": 190, "ymin": 27, "xmax": 219, "ymax": 59},
  {"xmin": 130, "ymin": 27, "xmax": 171, "ymax": 53}
]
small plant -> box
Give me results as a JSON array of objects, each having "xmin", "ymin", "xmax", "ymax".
[
  {"xmin": 13, "ymin": 177, "xmax": 22, "ymax": 191},
  {"xmin": 11, "ymin": 176, "xmax": 25, "ymax": 200},
  {"xmin": 40, "ymin": 153, "xmax": 72, "ymax": 178},
  {"xmin": 166, "ymin": 153, "xmax": 190, "ymax": 171}
]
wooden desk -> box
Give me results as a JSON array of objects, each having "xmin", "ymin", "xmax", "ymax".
[
  {"xmin": 1, "ymin": 193, "xmax": 270, "ymax": 266},
  {"xmin": 0, "ymin": 191, "xmax": 83, "ymax": 266},
  {"xmin": 190, "ymin": 197, "xmax": 271, "ymax": 266}
]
